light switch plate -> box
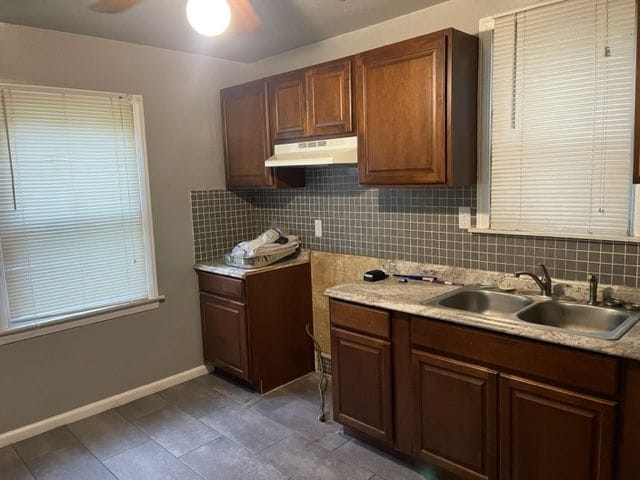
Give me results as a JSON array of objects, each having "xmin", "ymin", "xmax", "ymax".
[
  {"xmin": 458, "ymin": 207, "xmax": 471, "ymax": 229},
  {"xmin": 314, "ymin": 219, "xmax": 323, "ymax": 237}
]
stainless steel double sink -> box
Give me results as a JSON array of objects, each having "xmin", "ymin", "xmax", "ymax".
[{"xmin": 423, "ymin": 287, "xmax": 640, "ymax": 340}]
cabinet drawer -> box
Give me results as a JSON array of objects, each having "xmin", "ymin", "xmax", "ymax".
[
  {"xmin": 411, "ymin": 317, "xmax": 619, "ymax": 397},
  {"xmin": 330, "ymin": 299, "xmax": 390, "ymax": 339},
  {"xmin": 198, "ymin": 272, "xmax": 244, "ymax": 301}
]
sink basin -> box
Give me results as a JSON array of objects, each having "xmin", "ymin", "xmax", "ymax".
[
  {"xmin": 425, "ymin": 286, "xmax": 640, "ymax": 340},
  {"xmin": 516, "ymin": 301, "xmax": 640, "ymax": 340},
  {"xmin": 433, "ymin": 289, "xmax": 534, "ymax": 316}
]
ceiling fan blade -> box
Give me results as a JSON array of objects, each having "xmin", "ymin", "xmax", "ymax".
[
  {"xmin": 89, "ymin": 0, "xmax": 143, "ymax": 14},
  {"xmin": 228, "ymin": 0, "xmax": 261, "ymax": 33}
]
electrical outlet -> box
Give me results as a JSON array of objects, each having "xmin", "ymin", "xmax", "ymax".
[
  {"xmin": 314, "ymin": 219, "xmax": 323, "ymax": 237},
  {"xmin": 458, "ymin": 207, "xmax": 471, "ymax": 229}
]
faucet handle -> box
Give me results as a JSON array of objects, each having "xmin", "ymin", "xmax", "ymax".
[{"xmin": 537, "ymin": 263, "xmax": 550, "ymax": 279}]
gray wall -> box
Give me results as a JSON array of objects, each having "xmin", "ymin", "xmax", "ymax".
[{"xmin": 0, "ymin": 22, "xmax": 249, "ymax": 434}]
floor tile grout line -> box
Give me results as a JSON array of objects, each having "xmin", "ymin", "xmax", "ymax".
[
  {"xmin": 188, "ymin": 372, "xmax": 260, "ymax": 407},
  {"xmin": 195, "ymin": 403, "xmax": 299, "ymax": 455},
  {"xmin": 256, "ymin": 433, "xmax": 301, "ymax": 478},
  {"xmin": 195, "ymin": 374, "xmax": 258, "ymax": 405},
  {"xmin": 96, "ymin": 409, "xmax": 150, "ymax": 463},
  {"xmin": 208, "ymin": 434, "xmax": 292, "ymax": 478},
  {"xmin": 12, "ymin": 438, "xmax": 29, "ymax": 464},
  {"xmin": 66, "ymin": 408, "xmax": 150, "ymax": 465},
  {"xmin": 132, "ymin": 398, "xmax": 217, "ymax": 429},
  {"xmin": 10, "ymin": 443, "xmax": 38, "ymax": 480},
  {"xmin": 258, "ymin": 432, "xmax": 379, "ymax": 480},
  {"xmin": 166, "ymin": 426, "xmax": 223, "ymax": 459},
  {"xmin": 332, "ymin": 439, "xmax": 423, "ymax": 479},
  {"xmin": 140, "ymin": 437, "xmax": 209, "ymax": 480},
  {"xmin": 176, "ymin": 435, "xmax": 225, "ymax": 461},
  {"xmin": 64, "ymin": 425, "xmax": 118, "ymax": 479}
]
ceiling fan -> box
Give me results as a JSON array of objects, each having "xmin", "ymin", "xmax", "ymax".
[{"xmin": 88, "ymin": 0, "xmax": 261, "ymax": 36}]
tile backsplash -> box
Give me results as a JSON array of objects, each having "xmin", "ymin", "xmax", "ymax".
[
  {"xmin": 190, "ymin": 189, "xmax": 260, "ymax": 262},
  {"xmin": 190, "ymin": 166, "xmax": 640, "ymax": 287}
]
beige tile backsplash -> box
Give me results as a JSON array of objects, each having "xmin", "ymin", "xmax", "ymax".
[{"xmin": 310, "ymin": 251, "xmax": 381, "ymax": 353}]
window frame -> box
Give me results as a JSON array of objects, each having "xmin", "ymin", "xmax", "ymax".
[
  {"xmin": 474, "ymin": 0, "xmax": 640, "ymax": 242},
  {"xmin": 0, "ymin": 84, "xmax": 161, "ymax": 341}
]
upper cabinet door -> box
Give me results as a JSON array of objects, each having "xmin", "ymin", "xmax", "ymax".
[
  {"xmin": 357, "ymin": 33, "xmax": 447, "ymax": 185},
  {"xmin": 221, "ymin": 80, "xmax": 274, "ymax": 189},
  {"xmin": 306, "ymin": 60, "xmax": 353, "ymax": 137},
  {"xmin": 268, "ymin": 71, "xmax": 307, "ymax": 141}
]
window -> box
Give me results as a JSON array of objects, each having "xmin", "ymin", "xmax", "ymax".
[
  {"xmin": 477, "ymin": 0, "xmax": 638, "ymax": 240},
  {"xmin": 0, "ymin": 85, "xmax": 158, "ymax": 334}
]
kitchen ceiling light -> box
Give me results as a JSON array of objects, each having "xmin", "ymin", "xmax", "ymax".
[{"xmin": 186, "ymin": 0, "xmax": 231, "ymax": 36}]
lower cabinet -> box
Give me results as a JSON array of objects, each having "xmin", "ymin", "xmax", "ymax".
[
  {"xmin": 500, "ymin": 374, "xmax": 616, "ymax": 480},
  {"xmin": 200, "ymin": 293, "xmax": 250, "ymax": 380},
  {"xmin": 328, "ymin": 299, "xmax": 625, "ymax": 480},
  {"xmin": 331, "ymin": 327, "xmax": 393, "ymax": 444},
  {"xmin": 197, "ymin": 263, "xmax": 314, "ymax": 393},
  {"xmin": 412, "ymin": 350, "xmax": 497, "ymax": 480}
]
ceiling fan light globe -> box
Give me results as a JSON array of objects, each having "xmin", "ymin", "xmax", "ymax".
[{"xmin": 186, "ymin": 0, "xmax": 231, "ymax": 36}]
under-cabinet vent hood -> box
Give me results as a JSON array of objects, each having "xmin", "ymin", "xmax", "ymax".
[{"xmin": 265, "ymin": 136, "xmax": 357, "ymax": 167}]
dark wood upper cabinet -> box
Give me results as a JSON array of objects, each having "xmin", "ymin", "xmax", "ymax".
[
  {"xmin": 306, "ymin": 60, "xmax": 353, "ymax": 137},
  {"xmin": 221, "ymin": 80, "xmax": 273, "ymax": 188},
  {"xmin": 221, "ymin": 80, "xmax": 304, "ymax": 190},
  {"xmin": 268, "ymin": 71, "xmax": 307, "ymax": 141},
  {"xmin": 412, "ymin": 350, "xmax": 498, "ymax": 480},
  {"xmin": 356, "ymin": 29, "xmax": 478, "ymax": 186},
  {"xmin": 331, "ymin": 326, "xmax": 393, "ymax": 444},
  {"xmin": 500, "ymin": 374, "xmax": 616, "ymax": 480},
  {"xmin": 269, "ymin": 59, "xmax": 355, "ymax": 142}
]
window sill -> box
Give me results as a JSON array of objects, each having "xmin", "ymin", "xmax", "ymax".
[
  {"xmin": 0, "ymin": 296, "xmax": 165, "ymax": 346},
  {"xmin": 468, "ymin": 227, "xmax": 640, "ymax": 243}
]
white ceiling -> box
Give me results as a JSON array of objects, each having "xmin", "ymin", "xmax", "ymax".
[{"xmin": 0, "ymin": 0, "xmax": 449, "ymax": 63}]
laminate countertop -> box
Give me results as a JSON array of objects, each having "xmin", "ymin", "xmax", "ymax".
[
  {"xmin": 194, "ymin": 250, "xmax": 310, "ymax": 279},
  {"xmin": 325, "ymin": 279, "xmax": 640, "ymax": 362}
]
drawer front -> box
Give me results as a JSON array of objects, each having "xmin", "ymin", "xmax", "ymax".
[
  {"xmin": 198, "ymin": 272, "xmax": 244, "ymax": 301},
  {"xmin": 330, "ymin": 299, "xmax": 390, "ymax": 339},
  {"xmin": 411, "ymin": 317, "xmax": 619, "ymax": 397}
]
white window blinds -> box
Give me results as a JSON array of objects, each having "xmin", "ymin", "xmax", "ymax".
[
  {"xmin": 490, "ymin": 0, "xmax": 637, "ymax": 237},
  {"xmin": 0, "ymin": 86, "xmax": 156, "ymax": 327}
]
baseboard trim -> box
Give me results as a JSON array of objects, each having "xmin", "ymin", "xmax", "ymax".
[{"xmin": 0, "ymin": 364, "xmax": 210, "ymax": 448}]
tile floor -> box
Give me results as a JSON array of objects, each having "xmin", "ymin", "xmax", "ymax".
[{"xmin": 0, "ymin": 372, "xmax": 435, "ymax": 480}]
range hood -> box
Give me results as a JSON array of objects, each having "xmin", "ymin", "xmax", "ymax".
[{"xmin": 265, "ymin": 136, "xmax": 357, "ymax": 167}]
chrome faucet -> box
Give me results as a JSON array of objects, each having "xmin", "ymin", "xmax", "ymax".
[{"xmin": 514, "ymin": 264, "xmax": 553, "ymax": 297}]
